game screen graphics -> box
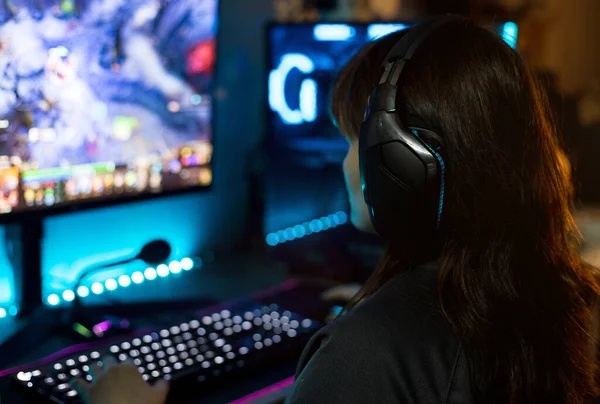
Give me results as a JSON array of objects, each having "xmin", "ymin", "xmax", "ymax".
[{"xmin": 0, "ymin": 0, "xmax": 218, "ymax": 214}]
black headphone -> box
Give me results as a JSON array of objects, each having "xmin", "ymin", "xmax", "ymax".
[{"xmin": 359, "ymin": 15, "xmax": 460, "ymax": 247}]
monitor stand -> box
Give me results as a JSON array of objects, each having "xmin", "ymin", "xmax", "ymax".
[
  {"xmin": 6, "ymin": 217, "xmax": 44, "ymax": 318},
  {"xmin": 0, "ymin": 217, "xmax": 57, "ymax": 368}
]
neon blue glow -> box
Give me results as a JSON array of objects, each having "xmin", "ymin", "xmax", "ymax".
[
  {"xmin": 47, "ymin": 294, "xmax": 60, "ymax": 306},
  {"xmin": 502, "ymin": 22, "xmax": 518, "ymax": 48},
  {"xmin": 77, "ymin": 286, "xmax": 89, "ymax": 298},
  {"xmin": 118, "ymin": 275, "xmax": 131, "ymax": 287},
  {"xmin": 62, "ymin": 290, "xmax": 75, "ymax": 302},
  {"xmin": 313, "ymin": 24, "xmax": 356, "ymax": 41},
  {"xmin": 180, "ymin": 257, "xmax": 194, "ymax": 271},
  {"xmin": 144, "ymin": 267, "xmax": 157, "ymax": 280},
  {"xmin": 156, "ymin": 264, "xmax": 169, "ymax": 277},
  {"xmin": 299, "ymin": 78, "xmax": 318, "ymax": 122},
  {"xmin": 191, "ymin": 94, "xmax": 202, "ymax": 105},
  {"xmin": 0, "ymin": 305, "xmax": 18, "ymax": 319},
  {"xmin": 265, "ymin": 211, "xmax": 348, "ymax": 246},
  {"xmin": 413, "ymin": 130, "xmax": 445, "ymax": 228},
  {"xmin": 0, "ymin": 228, "xmax": 13, "ymax": 308},
  {"xmin": 168, "ymin": 260, "xmax": 182, "ymax": 274},
  {"xmin": 91, "ymin": 282, "xmax": 104, "ymax": 295},
  {"xmin": 331, "ymin": 305, "xmax": 344, "ymax": 316},
  {"xmin": 131, "ymin": 271, "xmax": 144, "ymax": 284},
  {"xmin": 367, "ymin": 24, "xmax": 408, "ymax": 40},
  {"xmin": 268, "ymin": 53, "xmax": 317, "ymax": 125},
  {"xmin": 41, "ymin": 192, "xmax": 209, "ymax": 303},
  {"xmin": 43, "ymin": 257, "xmax": 198, "ymax": 306},
  {"xmin": 105, "ymin": 279, "xmax": 117, "ymax": 291},
  {"xmin": 266, "ymin": 233, "xmax": 279, "ymax": 246}
]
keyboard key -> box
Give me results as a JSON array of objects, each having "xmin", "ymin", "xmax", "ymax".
[{"xmin": 57, "ymin": 383, "xmax": 69, "ymax": 391}]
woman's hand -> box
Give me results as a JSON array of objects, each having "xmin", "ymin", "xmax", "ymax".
[{"xmin": 70, "ymin": 356, "xmax": 170, "ymax": 404}]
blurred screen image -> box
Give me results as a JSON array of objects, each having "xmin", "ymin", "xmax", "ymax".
[{"xmin": 0, "ymin": 0, "xmax": 218, "ymax": 215}]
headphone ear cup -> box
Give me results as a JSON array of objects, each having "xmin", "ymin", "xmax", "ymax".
[
  {"xmin": 357, "ymin": 16, "xmax": 457, "ymax": 251},
  {"xmin": 362, "ymin": 141, "xmax": 433, "ymax": 243}
]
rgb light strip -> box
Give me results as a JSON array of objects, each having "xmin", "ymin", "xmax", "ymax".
[
  {"xmin": 265, "ymin": 211, "xmax": 348, "ymax": 246},
  {"xmin": 46, "ymin": 257, "xmax": 197, "ymax": 307},
  {"xmin": 0, "ymin": 305, "xmax": 19, "ymax": 319}
]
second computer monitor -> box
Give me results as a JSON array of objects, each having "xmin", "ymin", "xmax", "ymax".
[{"xmin": 264, "ymin": 21, "xmax": 518, "ymax": 244}]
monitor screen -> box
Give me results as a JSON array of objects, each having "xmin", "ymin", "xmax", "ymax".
[
  {"xmin": 267, "ymin": 21, "xmax": 518, "ymax": 166},
  {"xmin": 0, "ymin": 0, "xmax": 218, "ymax": 216}
]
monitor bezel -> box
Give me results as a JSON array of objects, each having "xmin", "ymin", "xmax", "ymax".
[{"xmin": 0, "ymin": 0, "xmax": 221, "ymax": 225}]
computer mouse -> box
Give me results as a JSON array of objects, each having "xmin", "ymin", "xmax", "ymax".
[
  {"xmin": 321, "ymin": 283, "xmax": 362, "ymax": 303},
  {"xmin": 320, "ymin": 283, "xmax": 362, "ymax": 323}
]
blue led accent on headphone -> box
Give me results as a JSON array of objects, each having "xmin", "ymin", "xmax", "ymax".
[{"xmin": 412, "ymin": 130, "xmax": 445, "ymax": 229}]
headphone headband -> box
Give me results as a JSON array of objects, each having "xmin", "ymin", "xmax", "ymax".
[{"xmin": 370, "ymin": 15, "xmax": 462, "ymax": 121}]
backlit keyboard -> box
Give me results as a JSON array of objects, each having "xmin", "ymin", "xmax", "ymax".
[{"xmin": 11, "ymin": 301, "xmax": 320, "ymax": 403}]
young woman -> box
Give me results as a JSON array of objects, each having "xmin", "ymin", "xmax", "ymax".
[{"xmin": 72, "ymin": 16, "xmax": 600, "ymax": 404}]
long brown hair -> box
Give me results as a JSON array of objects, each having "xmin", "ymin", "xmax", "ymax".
[{"xmin": 331, "ymin": 18, "xmax": 600, "ymax": 403}]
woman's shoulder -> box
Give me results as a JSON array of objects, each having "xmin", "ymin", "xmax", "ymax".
[
  {"xmin": 332, "ymin": 261, "xmax": 454, "ymax": 348},
  {"xmin": 288, "ymin": 262, "xmax": 472, "ymax": 404}
]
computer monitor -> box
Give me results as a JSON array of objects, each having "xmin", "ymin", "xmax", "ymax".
[
  {"xmin": 264, "ymin": 21, "xmax": 518, "ymax": 245},
  {"xmin": 0, "ymin": 0, "xmax": 219, "ymax": 321},
  {"xmin": 0, "ymin": 0, "xmax": 219, "ymax": 220}
]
